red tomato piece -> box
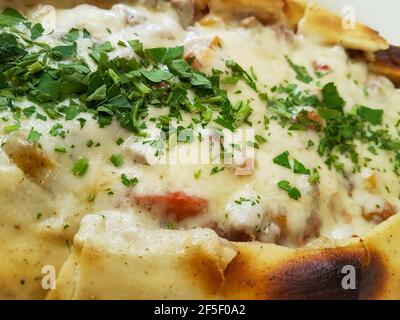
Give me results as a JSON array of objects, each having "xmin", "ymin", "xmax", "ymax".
[{"xmin": 133, "ymin": 192, "xmax": 208, "ymax": 221}]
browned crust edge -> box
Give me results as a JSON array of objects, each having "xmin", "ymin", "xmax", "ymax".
[
  {"xmin": 221, "ymin": 243, "xmax": 367, "ymax": 300},
  {"xmin": 369, "ymin": 46, "xmax": 400, "ymax": 87}
]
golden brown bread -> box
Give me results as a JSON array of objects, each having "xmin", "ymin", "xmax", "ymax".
[
  {"xmin": 369, "ymin": 46, "xmax": 400, "ymax": 87},
  {"xmin": 221, "ymin": 241, "xmax": 366, "ymax": 300},
  {"xmin": 220, "ymin": 215, "xmax": 400, "ymax": 300},
  {"xmin": 299, "ymin": 5, "xmax": 388, "ymax": 52},
  {"xmin": 359, "ymin": 214, "xmax": 400, "ymax": 299},
  {"xmin": 47, "ymin": 214, "xmax": 400, "ymax": 300},
  {"xmin": 194, "ymin": 0, "xmax": 388, "ymax": 52}
]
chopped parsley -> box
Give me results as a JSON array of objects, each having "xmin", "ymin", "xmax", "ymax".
[
  {"xmin": 266, "ymin": 80, "xmax": 400, "ymax": 175},
  {"xmin": 210, "ymin": 166, "xmax": 225, "ymax": 175},
  {"xmin": 277, "ymin": 180, "xmax": 301, "ymax": 200},
  {"xmin": 194, "ymin": 169, "xmax": 202, "ymax": 180},
  {"xmin": 4, "ymin": 123, "xmax": 19, "ymax": 133},
  {"xmin": 30, "ymin": 23, "xmax": 44, "ymax": 40},
  {"xmin": 321, "ymin": 82, "xmax": 344, "ymax": 111},
  {"xmin": 88, "ymin": 193, "xmax": 96, "ymax": 202},
  {"xmin": 226, "ymin": 60, "xmax": 258, "ymax": 91},
  {"xmin": 0, "ymin": 8, "xmax": 259, "ymax": 138},
  {"xmin": 285, "ymin": 56, "xmax": 313, "ymax": 84},
  {"xmin": 121, "ymin": 174, "xmax": 138, "ymax": 187},
  {"xmin": 116, "ymin": 138, "xmax": 124, "ymax": 146},
  {"xmin": 72, "ymin": 157, "xmax": 89, "ymax": 176},
  {"xmin": 357, "ymin": 106, "xmax": 384, "ymax": 125},
  {"xmin": 27, "ymin": 128, "xmax": 41, "ymax": 143},
  {"xmin": 110, "ymin": 154, "xmax": 124, "ymax": 167},
  {"xmin": 308, "ymin": 168, "xmax": 320, "ymax": 184},
  {"xmin": 293, "ymin": 159, "xmax": 310, "ymax": 175},
  {"xmin": 54, "ymin": 146, "xmax": 67, "ymax": 153},
  {"xmin": 273, "ymin": 151, "xmax": 291, "ymax": 169},
  {"xmin": 255, "ymin": 135, "xmax": 267, "ymax": 144}
]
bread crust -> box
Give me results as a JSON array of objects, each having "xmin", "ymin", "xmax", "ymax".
[
  {"xmin": 299, "ymin": 5, "xmax": 388, "ymax": 52},
  {"xmin": 369, "ymin": 46, "xmax": 400, "ymax": 87}
]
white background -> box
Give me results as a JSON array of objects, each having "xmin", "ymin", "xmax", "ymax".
[{"xmin": 314, "ymin": 0, "xmax": 399, "ymax": 45}]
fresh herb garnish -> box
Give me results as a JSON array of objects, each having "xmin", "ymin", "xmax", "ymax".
[
  {"xmin": 121, "ymin": 174, "xmax": 138, "ymax": 187},
  {"xmin": 210, "ymin": 166, "xmax": 225, "ymax": 175},
  {"xmin": 273, "ymin": 151, "xmax": 291, "ymax": 169},
  {"xmin": 293, "ymin": 159, "xmax": 310, "ymax": 175},
  {"xmin": 72, "ymin": 157, "xmax": 89, "ymax": 176},
  {"xmin": 285, "ymin": 56, "xmax": 313, "ymax": 84},
  {"xmin": 110, "ymin": 154, "xmax": 124, "ymax": 167},
  {"xmin": 54, "ymin": 146, "xmax": 67, "ymax": 153},
  {"xmin": 27, "ymin": 128, "xmax": 41, "ymax": 143},
  {"xmin": 277, "ymin": 180, "xmax": 302, "ymax": 200}
]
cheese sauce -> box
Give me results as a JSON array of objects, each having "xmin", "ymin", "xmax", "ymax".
[{"xmin": 1, "ymin": 0, "xmax": 400, "ymax": 255}]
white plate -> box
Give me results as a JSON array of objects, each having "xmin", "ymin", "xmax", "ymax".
[{"xmin": 314, "ymin": 0, "xmax": 399, "ymax": 45}]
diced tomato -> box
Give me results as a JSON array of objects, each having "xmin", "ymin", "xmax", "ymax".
[
  {"xmin": 184, "ymin": 52, "xmax": 203, "ymax": 70},
  {"xmin": 293, "ymin": 110, "xmax": 323, "ymax": 131},
  {"xmin": 307, "ymin": 110, "xmax": 324, "ymax": 130},
  {"xmin": 133, "ymin": 192, "xmax": 208, "ymax": 221},
  {"xmin": 312, "ymin": 61, "xmax": 331, "ymax": 71}
]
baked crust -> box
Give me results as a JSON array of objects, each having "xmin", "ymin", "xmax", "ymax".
[
  {"xmin": 369, "ymin": 46, "xmax": 400, "ymax": 87},
  {"xmin": 195, "ymin": 0, "xmax": 388, "ymax": 52},
  {"xmin": 221, "ymin": 241, "xmax": 366, "ymax": 300},
  {"xmin": 299, "ymin": 5, "xmax": 388, "ymax": 53}
]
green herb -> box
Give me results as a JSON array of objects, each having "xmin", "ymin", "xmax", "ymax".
[
  {"xmin": 255, "ymin": 135, "xmax": 267, "ymax": 144},
  {"xmin": 116, "ymin": 138, "xmax": 124, "ymax": 146},
  {"xmin": 49, "ymin": 123, "xmax": 65, "ymax": 137},
  {"xmin": 308, "ymin": 168, "xmax": 320, "ymax": 184},
  {"xmin": 141, "ymin": 69, "xmax": 173, "ymax": 83},
  {"xmin": 247, "ymin": 141, "xmax": 259, "ymax": 149},
  {"xmin": 273, "ymin": 151, "xmax": 291, "ymax": 169},
  {"xmin": 72, "ymin": 157, "xmax": 89, "ymax": 176},
  {"xmin": 23, "ymin": 106, "xmax": 36, "ymax": 118},
  {"xmin": 110, "ymin": 154, "xmax": 124, "ymax": 167},
  {"xmin": 210, "ymin": 166, "xmax": 225, "ymax": 175},
  {"xmin": 277, "ymin": 180, "xmax": 301, "ymax": 200},
  {"xmin": 54, "ymin": 146, "xmax": 67, "ymax": 153},
  {"xmin": 88, "ymin": 193, "xmax": 96, "ymax": 202},
  {"xmin": 357, "ymin": 106, "xmax": 383, "ymax": 125},
  {"xmin": 368, "ymin": 145, "xmax": 378, "ymax": 155},
  {"xmin": 285, "ymin": 56, "xmax": 313, "ymax": 84},
  {"xmin": 226, "ymin": 60, "xmax": 258, "ymax": 91},
  {"xmin": 321, "ymin": 82, "xmax": 344, "ymax": 111},
  {"xmin": 293, "ymin": 159, "xmax": 310, "ymax": 175},
  {"xmin": 194, "ymin": 169, "xmax": 202, "ymax": 180},
  {"xmin": 105, "ymin": 188, "xmax": 114, "ymax": 195},
  {"xmin": 121, "ymin": 174, "xmax": 138, "ymax": 187},
  {"xmin": 30, "ymin": 23, "xmax": 44, "ymax": 40},
  {"xmin": 0, "ymin": 7, "xmax": 27, "ymax": 27},
  {"xmin": 52, "ymin": 42, "xmax": 77, "ymax": 59},
  {"xmin": 4, "ymin": 123, "xmax": 20, "ymax": 133},
  {"xmin": 27, "ymin": 128, "xmax": 41, "ymax": 143},
  {"xmin": 62, "ymin": 28, "xmax": 80, "ymax": 42}
]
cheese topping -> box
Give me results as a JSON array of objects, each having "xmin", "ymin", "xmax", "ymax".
[{"xmin": 1, "ymin": 1, "xmax": 400, "ymax": 252}]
